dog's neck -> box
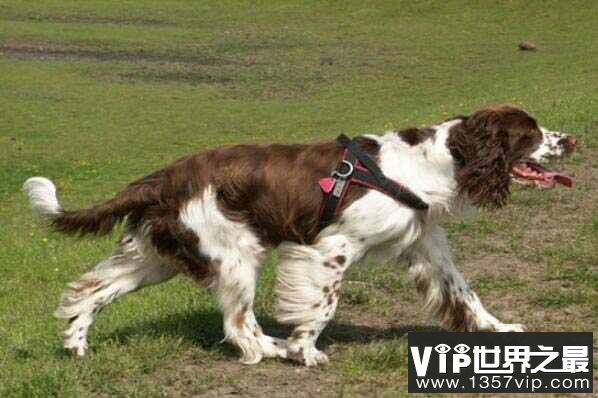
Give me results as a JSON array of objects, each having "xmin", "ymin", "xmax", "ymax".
[{"xmin": 366, "ymin": 119, "xmax": 465, "ymax": 217}]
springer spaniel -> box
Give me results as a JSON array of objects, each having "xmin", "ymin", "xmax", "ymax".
[{"xmin": 24, "ymin": 105, "xmax": 575, "ymax": 366}]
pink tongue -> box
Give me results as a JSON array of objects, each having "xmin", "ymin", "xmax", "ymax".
[{"xmin": 545, "ymin": 172, "xmax": 574, "ymax": 188}]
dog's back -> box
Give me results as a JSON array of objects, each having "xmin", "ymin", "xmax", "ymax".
[{"xmin": 25, "ymin": 139, "xmax": 379, "ymax": 249}]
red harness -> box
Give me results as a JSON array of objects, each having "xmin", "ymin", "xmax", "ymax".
[{"xmin": 317, "ymin": 134, "xmax": 428, "ymax": 231}]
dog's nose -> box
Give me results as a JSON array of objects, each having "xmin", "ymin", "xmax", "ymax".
[{"xmin": 558, "ymin": 136, "xmax": 577, "ymax": 154}]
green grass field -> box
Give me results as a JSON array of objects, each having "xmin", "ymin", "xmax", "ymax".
[{"xmin": 1, "ymin": 1, "xmax": 597, "ymax": 396}]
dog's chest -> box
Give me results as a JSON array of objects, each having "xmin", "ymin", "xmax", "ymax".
[{"xmin": 338, "ymin": 190, "xmax": 423, "ymax": 249}]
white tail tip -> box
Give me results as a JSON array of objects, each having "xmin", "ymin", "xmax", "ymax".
[{"xmin": 23, "ymin": 177, "xmax": 62, "ymax": 218}]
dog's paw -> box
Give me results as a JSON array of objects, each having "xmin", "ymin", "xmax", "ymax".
[
  {"xmin": 238, "ymin": 346, "xmax": 264, "ymax": 365},
  {"xmin": 259, "ymin": 335, "xmax": 288, "ymax": 359},
  {"xmin": 63, "ymin": 330, "xmax": 88, "ymax": 357},
  {"xmin": 306, "ymin": 348, "xmax": 329, "ymax": 366},
  {"xmin": 64, "ymin": 342, "xmax": 87, "ymax": 357},
  {"xmin": 287, "ymin": 346, "xmax": 329, "ymax": 367},
  {"xmin": 496, "ymin": 323, "xmax": 527, "ymax": 332}
]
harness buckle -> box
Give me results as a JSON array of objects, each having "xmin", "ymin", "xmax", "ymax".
[{"xmin": 333, "ymin": 160, "xmax": 354, "ymax": 179}]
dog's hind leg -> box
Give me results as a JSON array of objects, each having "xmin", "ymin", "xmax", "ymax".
[
  {"xmin": 211, "ymin": 255, "xmax": 287, "ymax": 364},
  {"xmin": 55, "ymin": 231, "xmax": 178, "ymax": 356},
  {"xmin": 178, "ymin": 189, "xmax": 287, "ymax": 364}
]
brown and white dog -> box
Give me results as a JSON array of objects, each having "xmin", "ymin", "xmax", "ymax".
[{"xmin": 24, "ymin": 105, "xmax": 575, "ymax": 366}]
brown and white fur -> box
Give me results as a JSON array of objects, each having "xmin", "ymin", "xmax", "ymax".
[{"xmin": 24, "ymin": 105, "xmax": 575, "ymax": 366}]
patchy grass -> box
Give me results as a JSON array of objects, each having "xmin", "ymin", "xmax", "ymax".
[
  {"xmin": 531, "ymin": 287, "xmax": 587, "ymax": 308},
  {"xmin": 1, "ymin": 0, "xmax": 597, "ymax": 396}
]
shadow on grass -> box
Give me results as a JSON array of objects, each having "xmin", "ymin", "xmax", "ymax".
[
  {"xmin": 321, "ymin": 322, "xmax": 442, "ymax": 348},
  {"xmin": 97, "ymin": 309, "xmax": 441, "ymax": 357}
]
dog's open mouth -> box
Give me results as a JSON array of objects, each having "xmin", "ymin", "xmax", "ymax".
[{"xmin": 511, "ymin": 160, "xmax": 574, "ymax": 188}]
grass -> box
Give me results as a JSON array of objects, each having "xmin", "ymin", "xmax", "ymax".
[
  {"xmin": 1, "ymin": 0, "xmax": 597, "ymax": 396},
  {"xmin": 531, "ymin": 287, "xmax": 587, "ymax": 308}
]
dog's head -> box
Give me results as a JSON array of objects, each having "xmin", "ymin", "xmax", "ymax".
[
  {"xmin": 512, "ymin": 126, "xmax": 577, "ymax": 187},
  {"xmin": 447, "ymin": 105, "xmax": 574, "ymax": 208}
]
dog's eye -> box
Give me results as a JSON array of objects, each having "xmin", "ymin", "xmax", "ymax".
[
  {"xmin": 454, "ymin": 343, "xmax": 470, "ymax": 354},
  {"xmin": 434, "ymin": 343, "xmax": 451, "ymax": 354}
]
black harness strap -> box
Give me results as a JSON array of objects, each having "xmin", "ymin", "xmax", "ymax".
[{"xmin": 318, "ymin": 134, "xmax": 429, "ymax": 231}]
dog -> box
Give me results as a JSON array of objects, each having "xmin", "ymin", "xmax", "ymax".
[{"xmin": 24, "ymin": 105, "xmax": 575, "ymax": 366}]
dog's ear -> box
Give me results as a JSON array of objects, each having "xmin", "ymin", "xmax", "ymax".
[{"xmin": 448, "ymin": 107, "xmax": 514, "ymax": 208}]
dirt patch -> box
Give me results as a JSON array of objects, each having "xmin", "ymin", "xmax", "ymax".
[
  {"xmin": 2, "ymin": 14, "xmax": 176, "ymax": 27},
  {"xmin": 119, "ymin": 69, "xmax": 234, "ymax": 85},
  {"xmin": 0, "ymin": 42, "xmax": 230, "ymax": 66},
  {"xmin": 152, "ymin": 350, "xmax": 341, "ymax": 398}
]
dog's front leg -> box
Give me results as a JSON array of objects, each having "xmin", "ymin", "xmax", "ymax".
[
  {"xmin": 275, "ymin": 234, "xmax": 364, "ymax": 366},
  {"xmin": 409, "ymin": 224, "xmax": 526, "ymax": 332}
]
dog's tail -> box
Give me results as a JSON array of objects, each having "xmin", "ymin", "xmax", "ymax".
[{"xmin": 23, "ymin": 176, "xmax": 158, "ymax": 236}]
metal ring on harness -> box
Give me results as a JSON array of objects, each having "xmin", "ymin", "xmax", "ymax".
[
  {"xmin": 333, "ymin": 160, "xmax": 354, "ymax": 179},
  {"xmin": 317, "ymin": 134, "xmax": 429, "ymax": 232}
]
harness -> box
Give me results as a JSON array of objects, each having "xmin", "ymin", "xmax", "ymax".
[{"xmin": 317, "ymin": 134, "xmax": 429, "ymax": 231}]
